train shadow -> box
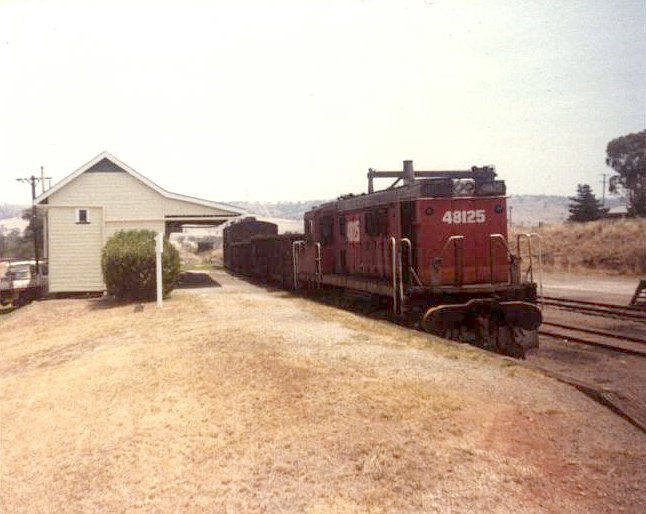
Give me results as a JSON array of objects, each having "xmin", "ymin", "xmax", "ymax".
[{"xmin": 228, "ymin": 270, "xmax": 393, "ymax": 319}]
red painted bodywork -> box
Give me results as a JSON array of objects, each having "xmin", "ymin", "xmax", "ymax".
[
  {"xmin": 301, "ymin": 195, "xmax": 509, "ymax": 288},
  {"xmin": 415, "ymin": 197, "xmax": 509, "ymax": 285}
]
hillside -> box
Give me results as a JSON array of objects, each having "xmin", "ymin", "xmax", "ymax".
[
  {"xmin": 0, "ymin": 204, "xmax": 26, "ymax": 220},
  {"xmin": 228, "ymin": 200, "xmax": 327, "ymax": 220},
  {"xmin": 508, "ymin": 195, "xmax": 568, "ymax": 226},
  {"xmin": 0, "ymin": 217, "xmax": 28, "ymax": 235},
  {"xmin": 230, "ymin": 196, "xmax": 625, "ymax": 227},
  {"xmin": 2, "ymin": 196, "xmax": 626, "ymax": 232},
  {"xmin": 0, "ymin": 205, "xmax": 28, "ymax": 237},
  {"xmin": 508, "ymin": 195, "xmax": 623, "ymax": 227},
  {"xmin": 512, "ymin": 218, "xmax": 646, "ymax": 275}
]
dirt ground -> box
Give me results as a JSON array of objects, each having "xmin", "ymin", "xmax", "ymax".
[{"xmin": 1, "ymin": 270, "xmax": 645, "ymax": 514}]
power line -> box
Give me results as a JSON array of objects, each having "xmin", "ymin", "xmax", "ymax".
[{"xmin": 15, "ymin": 170, "xmax": 51, "ymax": 274}]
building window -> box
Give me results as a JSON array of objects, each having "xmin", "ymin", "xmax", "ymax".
[{"xmin": 76, "ymin": 208, "xmax": 90, "ymax": 224}]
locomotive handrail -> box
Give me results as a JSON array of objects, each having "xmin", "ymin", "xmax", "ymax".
[
  {"xmin": 400, "ymin": 238, "xmax": 423, "ymax": 287},
  {"xmin": 388, "ymin": 237, "xmax": 401, "ymax": 315},
  {"xmin": 396, "ymin": 240, "xmax": 404, "ymax": 307},
  {"xmin": 292, "ymin": 240, "xmax": 306, "ymax": 290},
  {"xmin": 516, "ymin": 233, "xmax": 536, "ymax": 282},
  {"xmin": 440, "ymin": 235, "xmax": 465, "ymax": 285},
  {"xmin": 516, "ymin": 233, "xmax": 543, "ymax": 307},
  {"xmin": 530, "ymin": 233, "xmax": 544, "ymax": 307},
  {"xmin": 489, "ymin": 234, "xmax": 512, "ymax": 284},
  {"xmin": 315, "ymin": 242, "xmax": 322, "ymax": 287}
]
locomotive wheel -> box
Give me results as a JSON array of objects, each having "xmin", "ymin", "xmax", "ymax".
[
  {"xmin": 474, "ymin": 316, "xmax": 527, "ymax": 358},
  {"xmin": 495, "ymin": 324, "xmax": 526, "ymax": 359},
  {"xmin": 511, "ymin": 327, "xmax": 539, "ymax": 351}
]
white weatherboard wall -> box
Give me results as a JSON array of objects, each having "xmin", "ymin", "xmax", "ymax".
[
  {"xmin": 40, "ymin": 154, "xmax": 243, "ymax": 293},
  {"xmin": 47, "ymin": 206, "xmax": 104, "ymax": 292},
  {"xmin": 44, "ymin": 172, "xmax": 165, "ymax": 293}
]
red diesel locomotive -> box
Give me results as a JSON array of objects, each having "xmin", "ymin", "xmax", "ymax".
[{"xmin": 224, "ymin": 161, "xmax": 542, "ymax": 357}]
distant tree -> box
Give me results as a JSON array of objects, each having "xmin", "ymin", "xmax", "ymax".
[
  {"xmin": 606, "ymin": 130, "xmax": 646, "ymax": 217},
  {"xmin": 21, "ymin": 208, "xmax": 44, "ymax": 258},
  {"xmin": 568, "ymin": 184, "xmax": 608, "ymax": 222},
  {"xmin": 0, "ymin": 228, "xmax": 32, "ymax": 259}
]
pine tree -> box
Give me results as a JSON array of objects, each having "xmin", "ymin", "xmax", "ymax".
[{"xmin": 568, "ymin": 184, "xmax": 608, "ymax": 222}]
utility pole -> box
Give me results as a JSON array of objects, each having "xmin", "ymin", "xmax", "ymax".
[{"xmin": 16, "ymin": 170, "xmax": 51, "ymax": 275}]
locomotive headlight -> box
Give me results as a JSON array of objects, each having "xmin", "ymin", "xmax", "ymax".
[{"xmin": 452, "ymin": 179, "xmax": 476, "ymax": 197}]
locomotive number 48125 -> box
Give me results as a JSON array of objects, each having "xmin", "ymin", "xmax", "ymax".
[{"xmin": 441, "ymin": 209, "xmax": 486, "ymax": 224}]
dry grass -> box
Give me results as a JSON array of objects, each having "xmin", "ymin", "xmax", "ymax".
[
  {"xmin": 512, "ymin": 218, "xmax": 646, "ymax": 275},
  {"xmin": 1, "ymin": 273, "xmax": 645, "ymax": 513}
]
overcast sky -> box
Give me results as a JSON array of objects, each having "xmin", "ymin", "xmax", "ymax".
[{"xmin": 1, "ymin": 0, "xmax": 644, "ymax": 205}]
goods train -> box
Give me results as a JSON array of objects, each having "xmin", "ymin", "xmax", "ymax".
[{"xmin": 223, "ymin": 161, "xmax": 543, "ymax": 357}]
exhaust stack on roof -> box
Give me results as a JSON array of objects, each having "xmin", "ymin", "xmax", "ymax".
[{"xmin": 403, "ymin": 160, "xmax": 415, "ymax": 186}]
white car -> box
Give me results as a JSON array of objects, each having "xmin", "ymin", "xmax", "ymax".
[{"xmin": 0, "ymin": 260, "xmax": 48, "ymax": 307}]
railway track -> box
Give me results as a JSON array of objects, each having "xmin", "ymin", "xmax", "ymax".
[
  {"xmin": 539, "ymin": 295, "xmax": 646, "ymax": 322},
  {"xmin": 538, "ymin": 296, "xmax": 646, "ymax": 357}
]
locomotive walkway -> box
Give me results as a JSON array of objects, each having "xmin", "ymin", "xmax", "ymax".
[{"xmin": 1, "ymin": 269, "xmax": 645, "ymax": 513}]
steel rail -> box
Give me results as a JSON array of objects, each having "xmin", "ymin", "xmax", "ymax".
[
  {"xmin": 541, "ymin": 321, "xmax": 646, "ymax": 345},
  {"xmin": 540, "ymin": 298, "xmax": 646, "ymax": 322},
  {"xmin": 539, "ymin": 329, "xmax": 646, "ymax": 357},
  {"xmin": 540, "ymin": 295, "xmax": 646, "ymax": 313}
]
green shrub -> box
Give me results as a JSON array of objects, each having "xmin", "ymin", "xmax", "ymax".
[{"xmin": 101, "ymin": 230, "xmax": 180, "ymax": 300}]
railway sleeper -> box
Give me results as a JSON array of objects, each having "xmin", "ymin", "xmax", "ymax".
[{"xmin": 422, "ymin": 299, "xmax": 542, "ymax": 358}]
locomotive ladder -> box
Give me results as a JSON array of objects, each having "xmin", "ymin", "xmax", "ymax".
[
  {"xmin": 390, "ymin": 237, "xmax": 423, "ymax": 316},
  {"xmin": 630, "ymin": 278, "xmax": 646, "ymax": 308}
]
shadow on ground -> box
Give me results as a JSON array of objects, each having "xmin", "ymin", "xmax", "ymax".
[
  {"xmin": 177, "ymin": 271, "xmax": 221, "ymax": 289},
  {"xmin": 86, "ymin": 271, "xmax": 221, "ymax": 310}
]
